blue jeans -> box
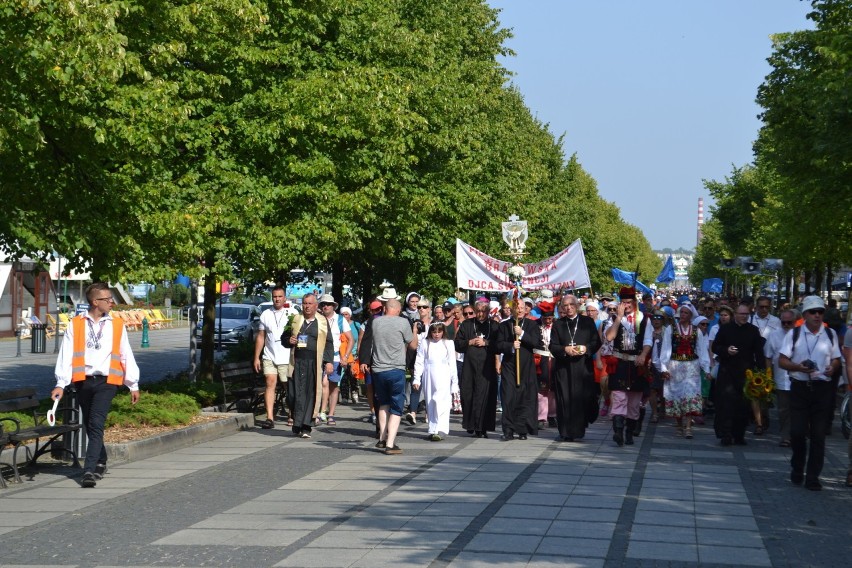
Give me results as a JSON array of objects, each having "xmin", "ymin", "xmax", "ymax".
[{"xmin": 373, "ymin": 369, "xmax": 406, "ymax": 416}]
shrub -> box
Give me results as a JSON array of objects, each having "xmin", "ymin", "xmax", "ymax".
[{"xmin": 106, "ymin": 392, "xmax": 200, "ymax": 428}]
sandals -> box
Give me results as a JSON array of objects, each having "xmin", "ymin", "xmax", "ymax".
[
  {"xmin": 259, "ymin": 419, "xmax": 274, "ymax": 429},
  {"xmin": 286, "ymin": 418, "xmax": 294, "ymax": 427},
  {"xmin": 326, "ymin": 416, "xmax": 337, "ymax": 426},
  {"xmin": 754, "ymin": 425, "xmax": 764, "ymax": 436}
]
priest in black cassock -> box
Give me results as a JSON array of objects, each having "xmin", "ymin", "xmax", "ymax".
[
  {"xmin": 711, "ymin": 302, "xmax": 766, "ymax": 446},
  {"xmin": 454, "ymin": 300, "xmax": 500, "ymax": 437},
  {"xmin": 550, "ymin": 294, "xmax": 602, "ymax": 441},
  {"xmin": 495, "ymin": 299, "xmax": 542, "ymax": 441}
]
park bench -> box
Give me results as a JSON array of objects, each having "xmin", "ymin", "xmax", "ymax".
[
  {"xmin": 0, "ymin": 388, "xmax": 81, "ymax": 487},
  {"xmin": 216, "ymin": 361, "xmax": 265, "ymax": 414}
]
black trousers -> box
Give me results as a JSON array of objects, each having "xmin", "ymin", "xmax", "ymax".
[
  {"xmin": 790, "ymin": 380, "xmax": 834, "ymax": 479},
  {"xmin": 77, "ymin": 376, "xmax": 119, "ymax": 473}
]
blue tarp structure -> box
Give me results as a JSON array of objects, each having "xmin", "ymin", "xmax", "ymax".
[
  {"xmin": 611, "ymin": 268, "xmax": 653, "ymax": 295},
  {"xmin": 656, "ymin": 255, "xmax": 675, "ymax": 284},
  {"xmin": 702, "ymin": 278, "xmax": 723, "ymax": 293}
]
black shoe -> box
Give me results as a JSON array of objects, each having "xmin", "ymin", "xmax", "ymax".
[
  {"xmin": 384, "ymin": 445, "xmax": 403, "ymax": 455},
  {"xmin": 259, "ymin": 418, "xmax": 274, "ymax": 429},
  {"xmin": 734, "ymin": 438, "xmax": 747, "ymax": 446},
  {"xmin": 467, "ymin": 429, "xmax": 475, "ymax": 435},
  {"xmin": 93, "ymin": 463, "xmax": 108, "ymax": 480},
  {"xmin": 721, "ymin": 437, "xmax": 733, "ymax": 446},
  {"xmin": 518, "ymin": 434, "xmax": 528, "ymax": 441},
  {"xmin": 538, "ymin": 420, "xmax": 548, "ymax": 429},
  {"xmin": 805, "ymin": 477, "xmax": 822, "ymax": 491},
  {"xmin": 375, "ymin": 440, "xmax": 386, "ymax": 449},
  {"xmin": 791, "ymin": 471, "xmax": 804, "ymax": 485},
  {"xmin": 481, "ymin": 432, "xmax": 488, "ymax": 439},
  {"xmin": 547, "ymin": 417, "xmax": 557, "ymax": 427},
  {"xmin": 500, "ymin": 434, "xmax": 515, "ymax": 442},
  {"xmin": 81, "ymin": 472, "xmax": 97, "ymax": 488}
]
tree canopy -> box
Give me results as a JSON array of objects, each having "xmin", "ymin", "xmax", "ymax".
[{"xmin": 1, "ymin": 0, "xmax": 660, "ymax": 374}]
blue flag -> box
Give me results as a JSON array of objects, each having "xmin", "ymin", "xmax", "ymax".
[
  {"xmin": 655, "ymin": 255, "xmax": 675, "ymax": 284},
  {"xmin": 611, "ymin": 268, "xmax": 653, "ymax": 295},
  {"xmin": 701, "ymin": 278, "xmax": 723, "ymax": 293}
]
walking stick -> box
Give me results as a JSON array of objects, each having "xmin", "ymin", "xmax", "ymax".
[{"xmin": 515, "ymin": 315, "xmax": 521, "ymax": 386}]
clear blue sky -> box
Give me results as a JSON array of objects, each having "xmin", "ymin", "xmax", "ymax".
[{"xmin": 487, "ymin": 0, "xmax": 814, "ymax": 251}]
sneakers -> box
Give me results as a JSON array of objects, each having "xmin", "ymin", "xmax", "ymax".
[
  {"xmin": 429, "ymin": 434, "xmax": 442, "ymax": 442},
  {"xmin": 319, "ymin": 411, "xmax": 328, "ymax": 423},
  {"xmin": 375, "ymin": 440, "xmax": 387, "ymax": 449},
  {"xmin": 384, "ymin": 445, "xmax": 403, "ymax": 455},
  {"xmin": 351, "ymin": 393, "xmax": 359, "ymax": 404},
  {"xmin": 405, "ymin": 412, "xmax": 416, "ymax": 425},
  {"xmin": 300, "ymin": 432, "xmax": 311, "ymax": 439},
  {"xmin": 93, "ymin": 463, "xmax": 108, "ymax": 480},
  {"xmin": 369, "ymin": 414, "xmax": 376, "ymax": 425},
  {"xmin": 804, "ymin": 477, "xmax": 822, "ymax": 491},
  {"xmin": 81, "ymin": 472, "xmax": 97, "ymax": 488}
]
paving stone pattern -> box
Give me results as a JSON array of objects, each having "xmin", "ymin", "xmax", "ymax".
[{"xmin": 2, "ymin": 329, "xmax": 850, "ymax": 567}]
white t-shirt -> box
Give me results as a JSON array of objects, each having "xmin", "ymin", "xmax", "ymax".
[
  {"xmin": 764, "ymin": 327, "xmax": 792, "ymax": 390},
  {"xmin": 326, "ymin": 312, "xmax": 352, "ymax": 362},
  {"xmin": 258, "ymin": 308, "xmax": 292, "ymax": 365},
  {"xmin": 779, "ymin": 325, "xmax": 841, "ymax": 382}
]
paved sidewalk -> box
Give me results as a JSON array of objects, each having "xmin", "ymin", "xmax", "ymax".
[{"xmin": 2, "ymin": 401, "xmax": 850, "ymax": 567}]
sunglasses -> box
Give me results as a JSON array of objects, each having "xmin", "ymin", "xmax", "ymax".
[
  {"xmin": 805, "ymin": 309, "xmax": 825, "ymax": 315},
  {"xmin": 463, "ymin": 311, "xmax": 474, "ymax": 316},
  {"xmin": 651, "ymin": 315, "xmax": 663, "ymax": 320},
  {"xmin": 781, "ymin": 320, "xmax": 794, "ymax": 326},
  {"xmin": 418, "ymin": 305, "xmax": 430, "ymax": 309}
]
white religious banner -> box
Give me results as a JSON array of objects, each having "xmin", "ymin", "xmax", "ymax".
[{"xmin": 456, "ymin": 238, "xmax": 592, "ymax": 292}]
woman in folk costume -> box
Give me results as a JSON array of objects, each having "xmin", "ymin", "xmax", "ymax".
[
  {"xmin": 657, "ymin": 304, "xmax": 704, "ymax": 438},
  {"xmin": 413, "ymin": 322, "xmax": 459, "ymax": 441}
]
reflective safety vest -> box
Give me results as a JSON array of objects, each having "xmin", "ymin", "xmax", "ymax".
[{"xmin": 71, "ymin": 315, "xmax": 126, "ymax": 386}]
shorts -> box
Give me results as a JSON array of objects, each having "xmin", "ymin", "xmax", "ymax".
[
  {"xmin": 372, "ymin": 369, "xmax": 406, "ymax": 416},
  {"xmin": 326, "ymin": 362, "xmax": 342, "ymax": 384},
  {"xmin": 262, "ymin": 360, "xmax": 291, "ymax": 383}
]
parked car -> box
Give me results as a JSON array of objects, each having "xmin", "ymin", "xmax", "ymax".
[{"xmin": 195, "ymin": 303, "xmax": 259, "ymax": 346}]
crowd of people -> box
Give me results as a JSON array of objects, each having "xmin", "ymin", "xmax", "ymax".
[{"xmin": 252, "ymin": 285, "xmax": 851, "ymax": 491}]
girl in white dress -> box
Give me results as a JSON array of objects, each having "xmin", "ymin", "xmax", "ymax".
[{"xmin": 413, "ymin": 322, "xmax": 459, "ymax": 441}]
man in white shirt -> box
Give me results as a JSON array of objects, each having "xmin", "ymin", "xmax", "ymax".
[
  {"xmin": 764, "ymin": 309, "xmax": 797, "ymax": 447},
  {"xmin": 253, "ymin": 286, "xmax": 292, "ymax": 429},
  {"xmin": 318, "ymin": 294, "xmax": 352, "ymax": 426},
  {"xmin": 780, "ymin": 296, "xmax": 842, "ymax": 491},
  {"xmin": 51, "ymin": 282, "xmax": 140, "ymax": 488},
  {"xmin": 750, "ymin": 295, "xmax": 781, "ymax": 340}
]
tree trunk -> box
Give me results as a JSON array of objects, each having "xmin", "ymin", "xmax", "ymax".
[
  {"xmin": 199, "ymin": 254, "xmax": 218, "ymax": 381},
  {"xmin": 331, "ymin": 260, "xmax": 344, "ymax": 305}
]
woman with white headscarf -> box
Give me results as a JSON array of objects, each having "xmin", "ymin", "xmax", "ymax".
[{"xmin": 658, "ymin": 304, "xmax": 704, "ymax": 438}]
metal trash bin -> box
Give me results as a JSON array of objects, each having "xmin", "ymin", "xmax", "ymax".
[{"xmin": 30, "ymin": 323, "xmax": 47, "ymax": 353}]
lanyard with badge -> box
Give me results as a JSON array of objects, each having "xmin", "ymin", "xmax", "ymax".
[{"xmin": 87, "ymin": 319, "xmax": 107, "ymax": 350}]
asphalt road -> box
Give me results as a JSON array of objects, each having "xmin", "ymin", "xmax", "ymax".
[{"xmin": 0, "ymin": 325, "xmax": 207, "ymax": 399}]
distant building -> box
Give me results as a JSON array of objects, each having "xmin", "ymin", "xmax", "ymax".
[{"xmin": 655, "ymin": 249, "xmax": 694, "ymax": 289}]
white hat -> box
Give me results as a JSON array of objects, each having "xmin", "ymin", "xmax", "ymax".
[
  {"xmin": 522, "ymin": 297, "xmax": 535, "ymax": 306},
  {"xmin": 318, "ymin": 294, "xmax": 338, "ymax": 308},
  {"xmin": 378, "ymin": 287, "xmax": 400, "ymax": 302},
  {"xmin": 692, "ymin": 315, "xmax": 708, "ymax": 326},
  {"xmin": 340, "ymin": 306, "xmax": 352, "ymax": 315},
  {"xmin": 801, "ymin": 296, "xmax": 825, "ymax": 313},
  {"xmin": 538, "ymin": 289, "xmax": 554, "ymax": 300}
]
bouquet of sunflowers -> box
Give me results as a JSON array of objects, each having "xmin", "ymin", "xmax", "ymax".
[{"xmin": 743, "ymin": 368, "xmax": 775, "ymax": 402}]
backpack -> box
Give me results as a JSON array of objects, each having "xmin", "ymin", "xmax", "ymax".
[{"xmin": 791, "ymin": 325, "xmax": 835, "ymax": 350}]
